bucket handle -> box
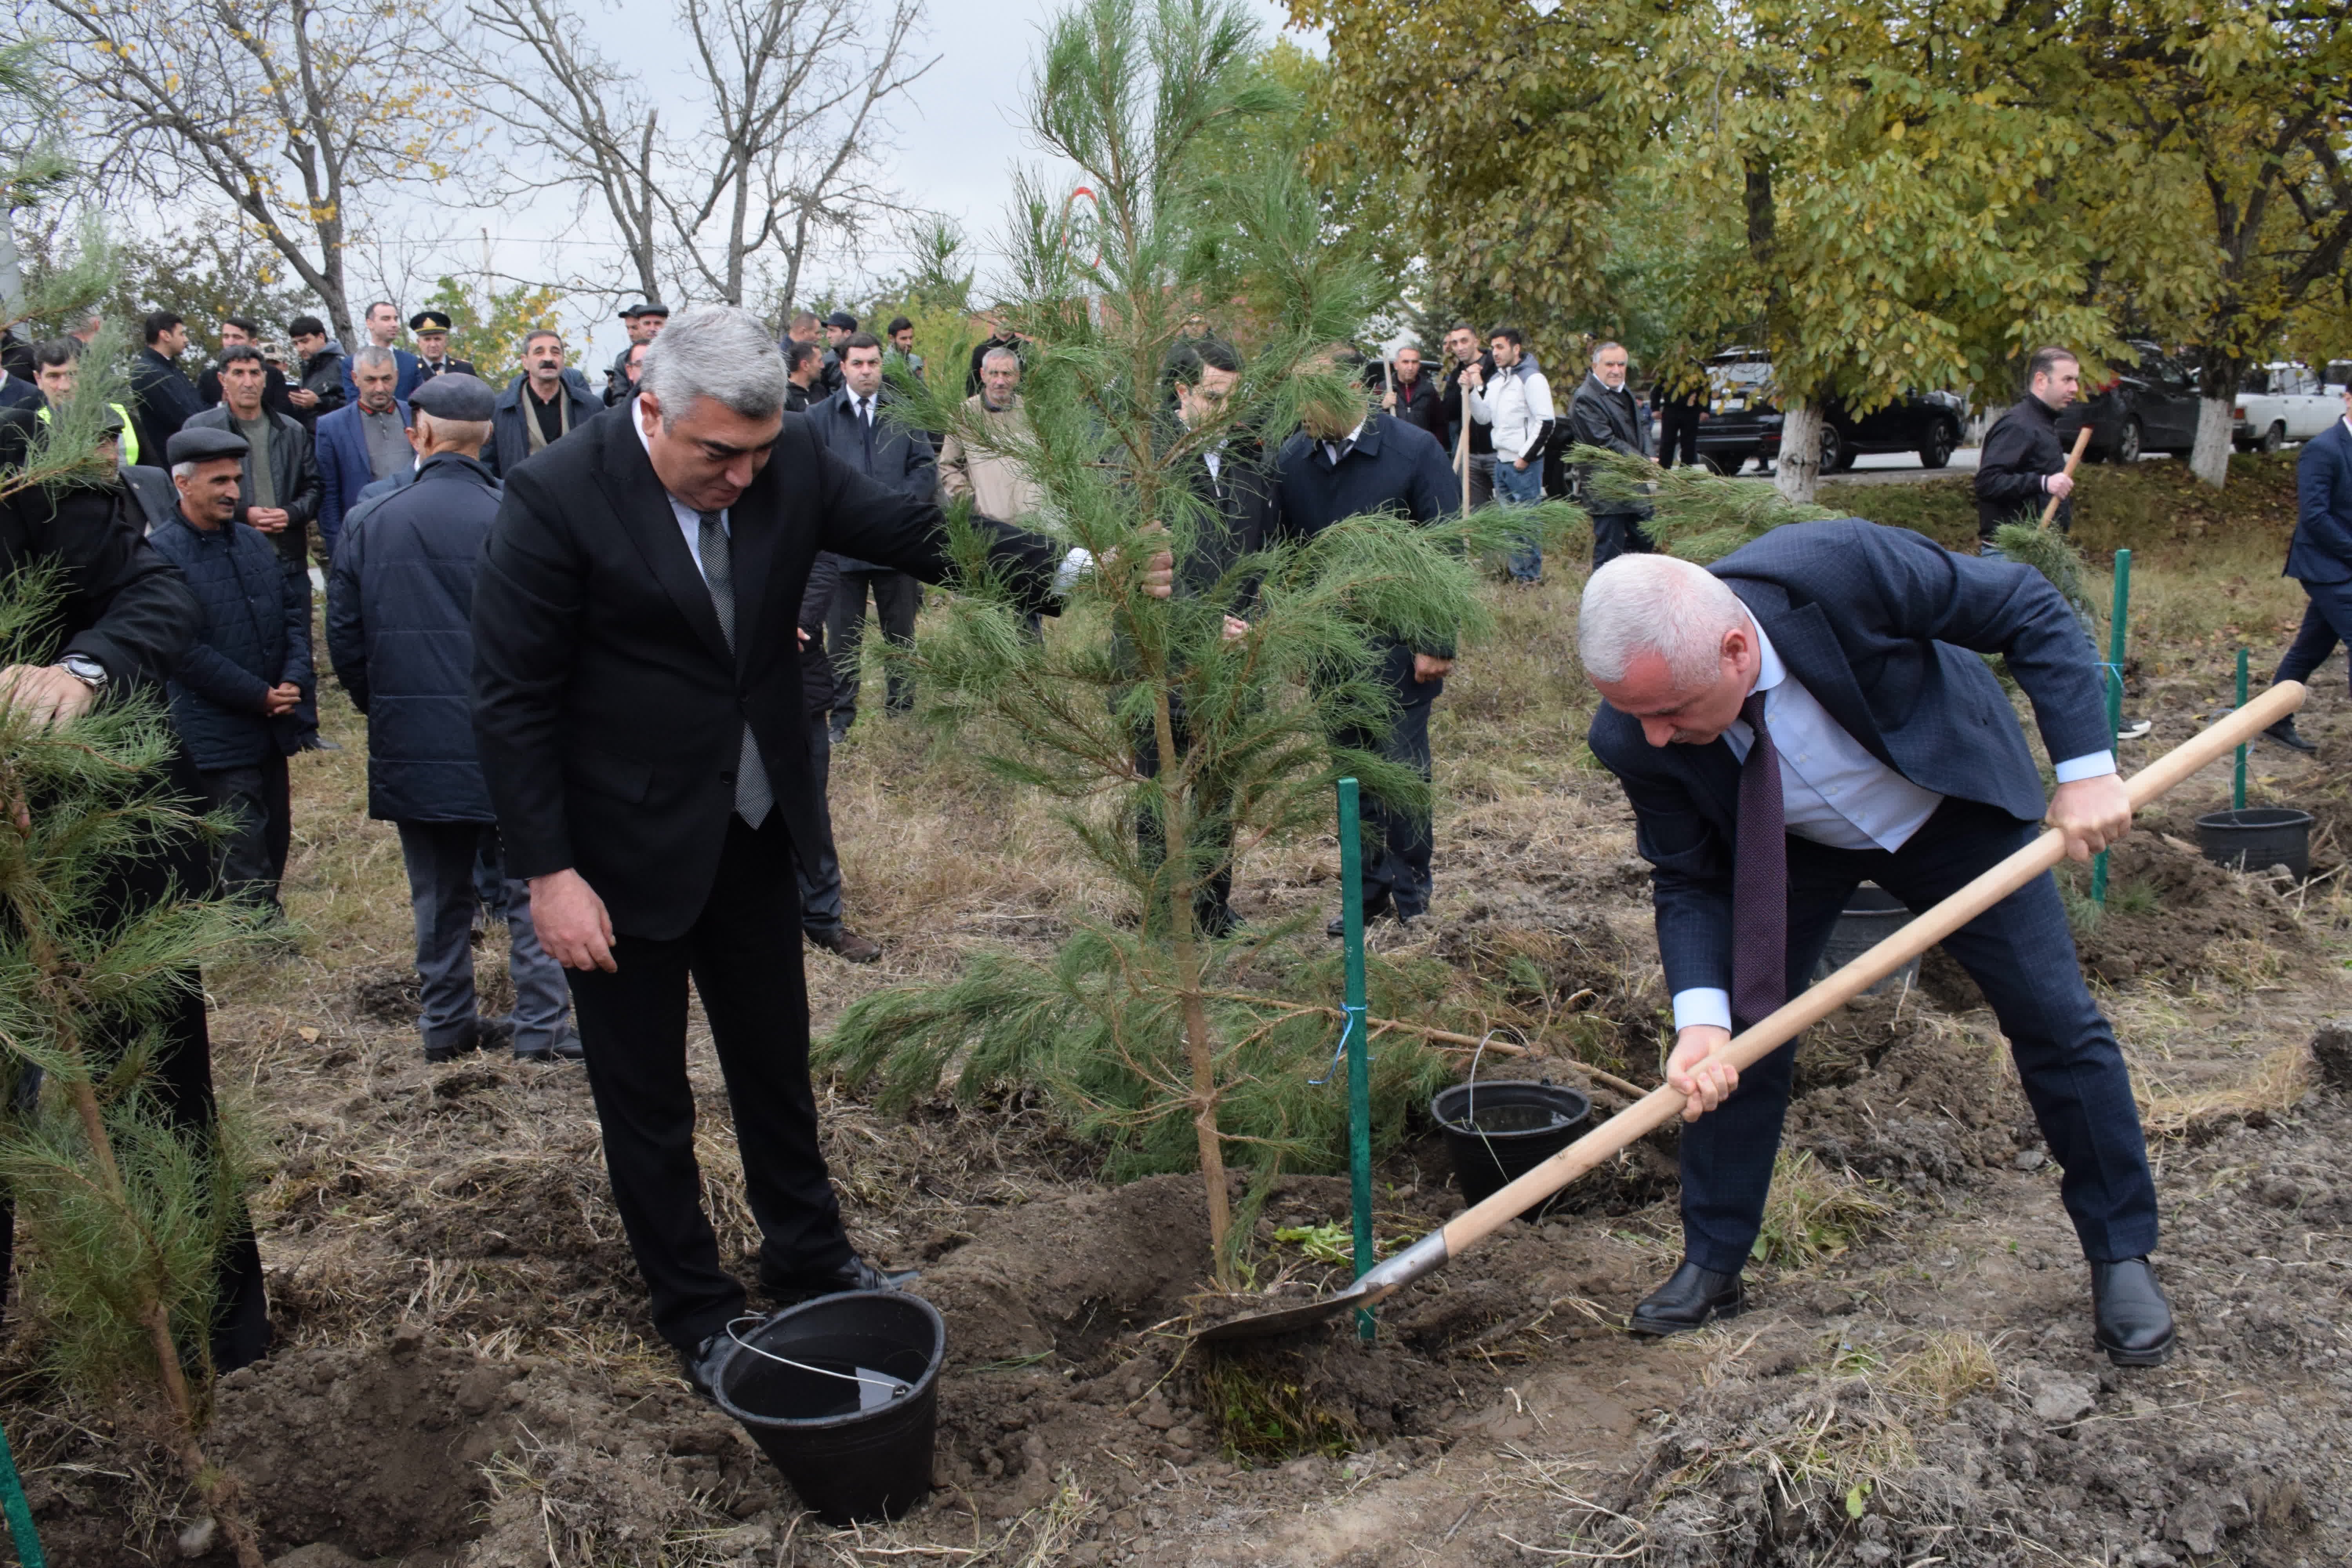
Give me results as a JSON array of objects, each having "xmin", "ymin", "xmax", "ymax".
[{"xmin": 725, "ymin": 1316, "xmax": 911, "ymax": 1401}]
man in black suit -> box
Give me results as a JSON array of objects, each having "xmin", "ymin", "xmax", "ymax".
[
  {"xmin": 811, "ymin": 332, "xmax": 935, "ymax": 738},
  {"xmin": 471, "ymin": 304, "xmax": 1163, "ymax": 1394},
  {"xmin": 1273, "ymin": 359, "xmax": 1461, "ymax": 934},
  {"xmin": 1579, "ymin": 523, "xmax": 2173, "ymax": 1366}
]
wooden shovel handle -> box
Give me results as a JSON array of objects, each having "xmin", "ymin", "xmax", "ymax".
[
  {"xmin": 2040, "ymin": 425, "xmax": 2094, "ymax": 526},
  {"xmin": 1437, "ymin": 681, "xmax": 2308, "ymax": 1259}
]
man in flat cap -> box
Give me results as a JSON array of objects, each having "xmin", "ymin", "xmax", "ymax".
[
  {"xmin": 410, "ymin": 311, "xmax": 478, "ymax": 386},
  {"xmin": 145, "ymin": 426, "xmax": 311, "ymax": 916},
  {"xmin": 606, "ymin": 302, "xmax": 669, "ymax": 406},
  {"xmin": 329, "ymin": 375, "xmax": 577, "ymax": 1063},
  {"xmin": 818, "ymin": 310, "xmax": 856, "ymax": 397}
]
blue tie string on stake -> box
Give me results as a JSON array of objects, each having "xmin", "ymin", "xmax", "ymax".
[{"xmin": 1308, "ymin": 1003, "xmax": 1369, "ymax": 1086}]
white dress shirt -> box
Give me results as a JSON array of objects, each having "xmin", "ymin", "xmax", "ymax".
[
  {"xmin": 1321, "ymin": 419, "xmax": 1366, "ymax": 467},
  {"xmin": 1671, "ymin": 613, "xmax": 2116, "ymax": 1033}
]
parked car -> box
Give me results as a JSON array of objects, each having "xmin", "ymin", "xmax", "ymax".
[
  {"xmin": 2233, "ymin": 363, "xmax": 2339, "ymax": 452},
  {"xmin": 2067, "ymin": 340, "xmax": 2204, "ymax": 463},
  {"xmin": 1691, "ymin": 350, "xmax": 1967, "ymax": 475}
]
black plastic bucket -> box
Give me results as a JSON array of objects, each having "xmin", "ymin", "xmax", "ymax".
[
  {"xmin": 1430, "ymin": 1080, "xmax": 1593, "ymax": 1219},
  {"xmin": 714, "ymin": 1290, "xmax": 945, "ymax": 1524},
  {"xmin": 2194, "ymin": 807, "xmax": 2313, "ymax": 880},
  {"xmin": 1812, "ymin": 884, "xmax": 1920, "ymax": 996}
]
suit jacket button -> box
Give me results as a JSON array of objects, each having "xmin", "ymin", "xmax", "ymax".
[{"xmin": 719, "ymin": 771, "xmax": 734, "ymax": 784}]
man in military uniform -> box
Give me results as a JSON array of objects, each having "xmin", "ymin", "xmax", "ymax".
[{"xmin": 410, "ymin": 311, "xmax": 477, "ymax": 385}]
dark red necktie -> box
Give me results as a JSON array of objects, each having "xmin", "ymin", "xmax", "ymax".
[{"xmin": 1732, "ymin": 691, "xmax": 1788, "ymax": 1027}]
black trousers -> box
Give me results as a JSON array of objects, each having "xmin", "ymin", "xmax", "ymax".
[
  {"xmin": 2274, "ymin": 578, "xmax": 2352, "ymax": 691},
  {"xmin": 1678, "ymin": 799, "xmax": 2159, "ymax": 1274},
  {"xmin": 1335, "ymin": 694, "xmax": 1436, "ymax": 918},
  {"xmin": 795, "ymin": 717, "xmax": 846, "ymax": 933},
  {"xmin": 195, "ymin": 750, "xmax": 291, "ymax": 913},
  {"xmin": 1591, "ymin": 512, "xmax": 1656, "ymax": 569},
  {"xmin": 1134, "ymin": 700, "xmax": 1236, "ymax": 936},
  {"xmin": 564, "ymin": 813, "xmax": 852, "ymax": 1350},
  {"xmin": 828, "ymin": 569, "xmax": 921, "ymax": 725},
  {"xmin": 1660, "ymin": 407, "xmax": 1702, "ymax": 467}
]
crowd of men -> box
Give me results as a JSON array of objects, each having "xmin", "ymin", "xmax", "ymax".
[{"xmin": 14, "ymin": 291, "xmax": 2324, "ymax": 1393}]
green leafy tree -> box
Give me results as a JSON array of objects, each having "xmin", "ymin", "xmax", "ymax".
[
  {"xmin": 817, "ymin": 0, "xmax": 1536, "ymax": 1279},
  {"xmin": 417, "ymin": 274, "xmax": 564, "ymax": 389}
]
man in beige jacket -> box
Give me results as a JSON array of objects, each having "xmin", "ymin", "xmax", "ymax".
[{"xmin": 938, "ymin": 345, "xmax": 1044, "ymax": 521}]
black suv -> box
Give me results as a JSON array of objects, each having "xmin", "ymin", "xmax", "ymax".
[
  {"xmin": 2064, "ymin": 340, "xmax": 2205, "ymax": 463},
  {"xmin": 1691, "ymin": 350, "xmax": 1968, "ymax": 475}
]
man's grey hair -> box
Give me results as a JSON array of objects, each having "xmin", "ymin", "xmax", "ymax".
[
  {"xmin": 171, "ymin": 461, "xmax": 198, "ymax": 481},
  {"xmin": 1592, "ymin": 340, "xmax": 1627, "ymax": 361},
  {"xmin": 522, "ymin": 327, "xmax": 564, "ymax": 353},
  {"xmin": 1578, "ymin": 554, "xmax": 1749, "ymax": 689},
  {"xmin": 352, "ymin": 345, "xmax": 396, "ymax": 372},
  {"xmin": 981, "ymin": 345, "xmax": 1021, "ymax": 369},
  {"xmin": 639, "ymin": 304, "xmax": 786, "ymax": 425}
]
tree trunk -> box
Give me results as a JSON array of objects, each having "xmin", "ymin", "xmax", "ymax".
[
  {"xmin": 1149, "ymin": 682, "xmax": 1231, "ymax": 1280},
  {"xmin": 1775, "ymin": 398, "xmax": 1824, "ymax": 504},
  {"xmin": 2189, "ymin": 396, "xmax": 2234, "ymax": 490}
]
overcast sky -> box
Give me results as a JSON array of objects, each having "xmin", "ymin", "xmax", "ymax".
[{"xmin": 446, "ymin": 0, "xmax": 1309, "ymax": 365}]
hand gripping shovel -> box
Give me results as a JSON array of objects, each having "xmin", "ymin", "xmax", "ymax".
[{"xmin": 1197, "ymin": 682, "xmax": 2307, "ymax": 1343}]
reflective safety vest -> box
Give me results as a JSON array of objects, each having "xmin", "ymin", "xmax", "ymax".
[{"xmin": 36, "ymin": 400, "xmax": 142, "ymax": 466}]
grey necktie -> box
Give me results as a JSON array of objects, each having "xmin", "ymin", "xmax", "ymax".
[{"xmin": 696, "ymin": 509, "xmax": 774, "ymax": 828}]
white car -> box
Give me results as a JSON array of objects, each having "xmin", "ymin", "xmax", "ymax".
[{"xmin": 2234, "ymin": 362, "xmax": 2339, "ymax": 452}]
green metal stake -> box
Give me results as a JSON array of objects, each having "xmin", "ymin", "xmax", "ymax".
[
  {"xmin": 0, "ymin": 1420, "xmax": 47, "ymax": 1568},
  {"xmin": 1336, "ymin": 778, "xmax": 1374, "ymax": 1342},
  {"xmin": 2234, "ymin": 647, "xmax": 2249, "ymax": 811},
  {"xmin": 2092, "ymin": 548, "xmax": 2132, "ymax": 907}
]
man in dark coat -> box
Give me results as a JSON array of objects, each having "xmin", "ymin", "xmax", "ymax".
[
  {"xmin": 1273, "ymin": 372, "xmax": 1459, "ymax": 933},
  {"xmin": 784, "ymin": 341, "xmax": 823, "ymax": 413},
  {"xmin": 0, "ymin": 406, "xmax": 272, "ymax": 1374},
  {"xmin": 605, "ymin": 303, "xmax": 668, "ymax": 405},
  {"xmin": 469, "ymin": 304, "xmax": 1154, "ymax": 1395},
  {"xmin": 1380, "ymin": 345, "xmax": 1445, "ymax": 442},
  {"xmin": 1579, "ymin": 524, "xmax": 2173, "ymax": 1365},
  {"xmin": 129, "ymin": 311, "xmax": 205, "ymax": 471},
  {"xmin": 1136, "ymin": 338, "xmax": 1278, "ymax": 938},
  {"xmin": 2261, "ymin": 379, "xmax": 2352, "ymax": 753},
  {"xmin": 181, "ymin": 345, "xmax": 328, "ymax": 750},
  {"xmin": 1568, "ymin": 341, "xmax": 1655, "ymax": 567},
  {"xmin": 286, "ymin": 316, "xmax": 347, "ymax": 432},
  {"xmin": 967, "ymin": 319, "xmax": 1023, "ymax": 397},
  {"xmin": 1437, "ymin": 323, "xmax": 1496, "ymax": 510},
  {"xmin": 485, "ymin": 330, "xmax": 601, "ymax": 479},
  {"xmin": 328, "ymin": 376, "xmax": 574, "ymax": 1063},
  {"xmin": 408, "ymin": 310, "xmax": 478, "ymax": 385},
  {"xmin": 811, "ymin": 333, "xmax": 935, "ymax": 735},
  {"xmin": 1976, "ymin": 345, "xmax": 2080, "ymax": 541},
  {"xmin": 145, "ymin": 426, "xmax": 309, "ymax": 913}
]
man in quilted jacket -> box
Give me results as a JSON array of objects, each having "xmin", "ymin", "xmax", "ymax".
[{"xmin": 146, "ymin": 426, "xmax": 310, "ymax": 913}]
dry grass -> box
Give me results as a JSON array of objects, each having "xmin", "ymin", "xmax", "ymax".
[{"xmin": 1748, "ymin": 1151, "xmax": 1898, "ymax": 1271}]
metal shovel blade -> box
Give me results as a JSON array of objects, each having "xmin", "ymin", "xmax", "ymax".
[{"xmin": 1195, "ymin": 1234, "xmax": 1451, "ymax": 1343}]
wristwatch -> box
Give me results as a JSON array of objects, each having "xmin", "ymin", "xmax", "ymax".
[{"xmin": 58, "ymin": 654, "xmax": 109, "ymax": 693}]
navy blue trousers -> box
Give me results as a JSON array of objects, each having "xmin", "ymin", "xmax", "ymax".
[
  {"xmin": 2273, "ymin": 577, "xmax": 2352, "ymax": 691},
  {"xmin": 1679, "ymin": 798, "xmax": 2159, "ymax": 1273}
]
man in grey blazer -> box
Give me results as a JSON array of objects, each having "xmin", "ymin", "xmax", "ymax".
[{"xmin": 1581, "ymin": 521, "xmax": 2172, "ymax": 1367}]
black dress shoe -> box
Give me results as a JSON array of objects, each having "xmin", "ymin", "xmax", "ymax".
[
  {"xmin": 678, "ymin": 1330, "xmax": 735, "ymax": 1400},
  {"xmin": 1629, "ymin": 1259, "xmax": 1746, "ymax": 1337},
  {"xmin": 769, "ymin": 1253, "xmax": 920, "ymax": 1306},
  {"xmin": 514, "ymin": 1028, "xmax": 585, "ymax": 1063},
  {"xmin": 2265, "ymin": 717, "xmax": 2319, "ymax": 754},
  {"xmin": 2091, "ymin": 1256, "xmax": 2176, "ymax": 1367},
  {"xmin": 300, "ymin": 734, "xmax": 344, "ymax": 753}
]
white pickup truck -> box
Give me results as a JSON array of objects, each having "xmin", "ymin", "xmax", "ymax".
[{"xmin": 2234, "ymin": 362, "xmax": 2341, "ymax": 452}]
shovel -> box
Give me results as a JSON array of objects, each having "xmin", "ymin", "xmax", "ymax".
[{"xmin": 1197, "ymin": 681, "xmax": 2306, "ymax": 1343}]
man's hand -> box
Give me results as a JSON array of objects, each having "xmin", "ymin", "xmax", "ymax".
[
  {"xmin": 1221, "ymin": 615, "xmax": 1249, "ymax": 644},
  {"xmin": 1104, "ymin": 524, "xmax": 1178, "ymax": 599},
  {"xmin": 0, "ymin": 664, "xmax": 96, "ymax": 729},
  {"xmin": 1667, "ymin": 1025, "xmax": 1738, "ymax": 1121},
  {"xmin": 2043, "ymin": 472, "xmax": 2075, "ymax": 501},
  {"xmin": 797, "ymin": 626, "xmax": 811, "ymax": 650},
  {"xmin": 1412, "ymin": 652, "xmax": 1453, "ymax": 683},
  {"xmin": 288, "ymin": 387, "xmax": 319, "ymax": 409},
  {"xmin": 1461, "ymin": 363, "xmax": 1484, "ymax": 392},
  {"xmin": 2048, "ymin": 772, "xmax": 2132, "ymax": 862},
  {"xmin": 261, "ymin": 681, "xmax": 302, "ymax": 716},
  {"xmin": 531, "ymin": 868, "xmax": 618, "ymax": 972},
  {"xmin": 1379, "ymin": 388, "xmax": 1397, "ymax": 411},
  {"xmin": 1512, "ymin": 457, "xmax": 1529, "ymax": 472},
  {"xmin": 247, "ymin": 506, "xmax": 290, "ymax": 534}
]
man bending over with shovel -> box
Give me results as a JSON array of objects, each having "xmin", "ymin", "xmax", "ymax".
[{"xmin": 1579, "ymin": 522, "xmax": 2174, "ymax": 1366}]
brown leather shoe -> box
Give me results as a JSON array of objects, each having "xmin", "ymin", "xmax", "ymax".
[{"xmin": 807, "ymin": 924, "xmax": 883, "ymax": 964}]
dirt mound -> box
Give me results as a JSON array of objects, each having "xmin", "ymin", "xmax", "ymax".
[
  {"xmin": 1786, "ymin": 1011, "xmax": 2031, "ymax": 1191},
  {"xmin": 342, "ymin": 964, "xmax": 421, "ymax": 1023},
  {"xmin": 2074, "ymin": 832, "xmax": 2312, "ymax": 985}
]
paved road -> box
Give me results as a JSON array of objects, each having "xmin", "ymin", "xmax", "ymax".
[{"xmin": 1711, "ymin": 446, "xmax": 2185, "ymax": 487}]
